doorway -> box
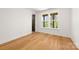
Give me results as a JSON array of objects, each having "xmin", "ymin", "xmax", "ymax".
[{"xmin": 32, "ymin": 14, "xmax": 35, "ymax": 32}]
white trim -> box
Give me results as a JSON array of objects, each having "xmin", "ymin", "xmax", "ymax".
[{"xmin": 0, "ymin": 32, "xmax": 32, "ymax": 44}]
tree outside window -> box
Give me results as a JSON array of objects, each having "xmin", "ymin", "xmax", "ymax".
[
  {"xmin": 42, "ymin": 12, "xmax": 58, "ymax": 28},
  {"xmin": 42, "ymin": 14, "xmax": 49, "ymax": 27}
]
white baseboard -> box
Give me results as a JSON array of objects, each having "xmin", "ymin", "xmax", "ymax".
[{"xmin": 0, "ymin": 32, "xmax": 32, "ymax": 44}]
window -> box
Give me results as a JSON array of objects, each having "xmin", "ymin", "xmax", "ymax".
[
  {"xmin": 42, "ymin": 14, "xmax": 49, "ymax": 28},
  {"xmin": 42, "ymin": 12, "xmax": 58, "ymax": 28},
  {"xmin": 50, "ymin": 12, "xmax": 58, "ymax": 28}
]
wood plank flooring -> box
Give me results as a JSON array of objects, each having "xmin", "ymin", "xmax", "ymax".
[{"xmin": 0, "ymin": 32, "xmax": 78, "ymax": 50}]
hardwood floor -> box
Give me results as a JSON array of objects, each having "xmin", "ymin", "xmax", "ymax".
[{"xmin": 0, "ymin": 32, "xmax": 78, "ymax": 50}]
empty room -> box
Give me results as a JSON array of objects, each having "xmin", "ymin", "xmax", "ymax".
[{"xmin": 0, "ymin": 8, "xmax": 78, "ymax": 50}]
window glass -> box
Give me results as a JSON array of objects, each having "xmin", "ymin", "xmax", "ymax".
[
  {"xmin": 42, "ymin": 14, "xmax": 49, "ymax": 27},
  {"xmin": 42, "ymin": 12, "xmax": 58, "ymax": 28},
  {"xmin": 50, "ymin": 13, "xmax": 58, "ymax": 28}
]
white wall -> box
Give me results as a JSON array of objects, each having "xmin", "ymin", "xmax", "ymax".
[
  {"xmin": 72, "ymin": 8, "xmax": 79, "ymax": 48},
  {"xmin": 36, "ymin": 8, "xmax": 72, "ymax": 37},
  {"xmin": 0, "ymin": 8, "xmax": 34, "ymax": 44}
]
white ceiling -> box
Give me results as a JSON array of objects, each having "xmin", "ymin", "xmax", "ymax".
[{"xmin": 33, "ymin": 8, "xmax": 48, "ymax": 11}]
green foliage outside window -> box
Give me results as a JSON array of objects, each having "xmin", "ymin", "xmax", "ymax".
[
  {"xmin": 42, "ymin": 12, "xmax": 58, "ymax": 28},
  {"xmin": 43, "ymin": 21, "xmax": 48, "ymax": 27},
  {"xmin": 50, "ymin": 20, "xmax": 58, "ymax": 28}
]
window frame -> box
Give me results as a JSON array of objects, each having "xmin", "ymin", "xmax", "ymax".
[
  {"xmin": 42, "ymin": 12, "xmax": 59, "ymax": 29},
  {"xmin": 42, "ymin": 14, "xmax": 49, "ymax": 28}
]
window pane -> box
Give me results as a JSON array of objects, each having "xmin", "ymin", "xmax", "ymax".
[
  {"xmin": 43, "ymin": 21, "xmax": 48, "ymax": 27},
  {"xmin": 43, "ymin": 14, "xmax": 49, "ymax": 27},
  {"xmin": 50, "ymin": 12, "xmax": 58, "ymax": 28}
]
